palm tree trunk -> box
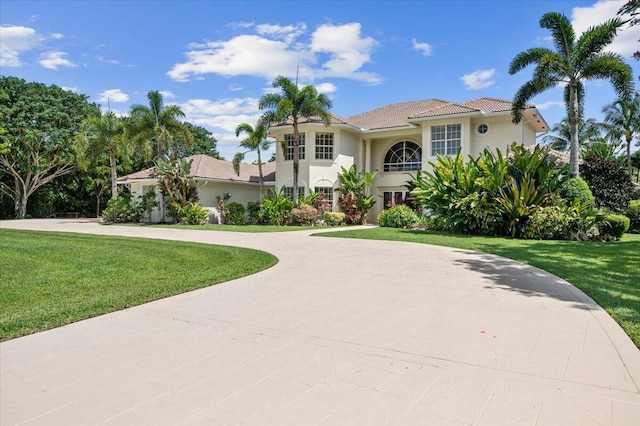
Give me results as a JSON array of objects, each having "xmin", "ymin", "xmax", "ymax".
[
  {"xmin": 109, "ymin": 148, "xmax": 118, "ymax": 199},
  {"xmin": 627, "ymin": 134, "xmax": 633, "ymax": 179},
  {"xmin": 568, "ymin": 85, "xmax": 580, "ymax": 178},
  {"xmin": 292, "ymin": 121, "xmax": 300, "ymax": 205},
  {"xmin": 257, "ymin": 148, "xmax": 264, "ymax": 206}
]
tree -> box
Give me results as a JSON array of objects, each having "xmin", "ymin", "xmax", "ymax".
[
  {"xmin": 127, "ymin": 90, "xmax": 192, "ymax": 160},
  {"xmin": 336, "ymin": 164, "xmax": 378, "ymax": 225},
  {"xmin": 602, "ymin": 95, "xmax": 640, "ymax": 178},
  {"xmin": 233, "ymin": 119, "xmax": 273, "ymax": 200},
  {"xmin": 75, "ymin": 111, "xmax": 129, "ymax": 200},
  {"xmin": 0, "ymin": 77, "xmax": 97, "ymax": 218},
  {"xmin": 173, "ymin": 122, "xmax": 222, "ymax": 159},
  {"xmin": 259, "ymin": 76, "xmax": 332, "ymax": 204},
  {"xmin": 618, "ymin": 1, "xmax": 640, "ymax": 61},
  {"xmin": 542, "ymin": 117, "xmax": 603, "ymax": 152},
  {"xmin": 510, "ymin": 12, "xmax": 633, "ymax": 178}
]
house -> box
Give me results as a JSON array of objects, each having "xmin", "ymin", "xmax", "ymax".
[
  {"xmin": 117, "ymin": 155, "xmax": 275, "ymax": 222},
  {"xmin": 267, "ymin": 97, "xmax": 548, "ymax": 218}
]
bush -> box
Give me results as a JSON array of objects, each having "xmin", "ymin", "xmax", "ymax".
[
  {"xmin": 581, "ymin": 155, "xmax": 634, "ymax": 211},
  {"xmin": 261, "ymin": 188, "xmax": 293, "ymax": 226},
  {"xmin": 171, "ymin": 201, "xmax": 209, "ymax": 225},
  {"xmin": 625, "ymin": 200, "xmax": 640, "ymax": 233},
  {"xmin": 521, "ymin": 205, "xmax": 572, "ymax": 240},
  {"xmin": 599, "ymin": 214, "xmax": 630, "ymax": 239},
  {"xmin": 559, "ymin": 177, "xmax": 594, "ymax": 206},
  {"xmin": 377, "ymin": 205, "xmax": 419, "ymax": 228},
  {"xmin": 323, "ymin": 211, "xmax": 346, "ymax": 226},
  {"xmin": 227, "ymin": 202, "xmax": 246, "ymax": 225},
  {"xmin": 246, "ymin": 201, "xmax": 263, "ymax": 224},
  {"xmin": 290, "ymin": 203, "xmax": 318, "ymax": 226},
  {"xmin": 101, "ymin": 195, "xmax": 141, "ymax": 223}
]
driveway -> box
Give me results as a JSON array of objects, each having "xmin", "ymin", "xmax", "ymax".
[{"xmin": 1, "ymin": 219, "xmax": 639, "ymax": 425}]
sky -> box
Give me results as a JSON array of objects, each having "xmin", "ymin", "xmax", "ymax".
[{"xmin": 1, "ymin": 0, "xmax": 639, "ymax": 162}]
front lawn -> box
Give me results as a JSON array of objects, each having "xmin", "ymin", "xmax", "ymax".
[
  {"xmin": 0, "ymin": 229, "xmax": 277, "ymax": 341},
  {"xmin": 318, "ymin": 228, "xmax": 640, "ymax": 348}
]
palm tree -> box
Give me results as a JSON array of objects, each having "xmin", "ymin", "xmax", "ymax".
[
  {"xmin": 75, "ymin": 111, "xmax": 128, "ymax": 200},
  {"xmin": 543, "ymin": 117, "xmax": 603, "ymax": 152},
  {"xmin": 602, "ymin": 95, "xmax": 640, "ymax": 177},
  {"xmin": 127, "ymin": 90, "xmax": 192, "ymax": 160},
  {"xmin": 509, "ymin": 12, "xmax": 633, "ymax": 178},
  {"xmin": 259, "ymin": 76, "xmax": 332, "ymax": 204},
  {"xmin": 233, "ymin": 118, "xmax": 273, "ymax": 200}
]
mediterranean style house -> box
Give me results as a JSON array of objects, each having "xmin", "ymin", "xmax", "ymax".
[
  {"xmin": 118, "ymin": 155, "xmax": 275, "ymax": 223},
  {"xmin": 118, "ymin": 97, "xmax": 547, "ymax": 223},
  {"xmin": 268, "ymin": 97, "xmax": 548, "ymax": 218}
]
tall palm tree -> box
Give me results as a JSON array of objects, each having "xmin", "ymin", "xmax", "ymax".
[
  {"xmin": 127, "ymin": 90, "xmax": 192, "ymax": 160},
  {"xmin": 259, "ymin": 76, "xmax": 332, "ymax": 204},
  {"xmin": 542, "ymin": 117, "xmax": 603, "ymax": 152},
  {"xmin": 233, "ymin": 118, "xmax": 273, "ymax": 200},
  {"xmin": 509, "ymin": 12, "xmax": 633, "ymax": 178},
  {"xmin": 602, "ymin": 95, "xmax": 640, "ymax": 177},
  {"xmin": 75, "ymin": 111, "xmax": 128, "ymax": 200}
]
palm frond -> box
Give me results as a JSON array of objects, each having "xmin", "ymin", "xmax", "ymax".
[
  {"xmin": 539, "ymin": 12, "xmax": 575, "ymax": 57},
  {"xmin": 574, "ymin": 18, "xmax": 626, "ymax": 65}
]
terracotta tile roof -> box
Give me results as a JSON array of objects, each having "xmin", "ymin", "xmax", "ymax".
[
  {"xmin": 118, "ymin": 155, "xmax": 276, "ymax": 183},
  {"xmin": 348, "ymin": 99, "xmax": 451, "ymax": 130},
  {"xmin": 270, "ymin": 113, "xmax": 360, "ymax": 129}
]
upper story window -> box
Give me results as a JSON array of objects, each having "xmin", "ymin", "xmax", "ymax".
[
  {"xmin": 431, "ymin": 124, "xmax": 461, "ymax": 156},
  {"xmin": 315, "ymin": 132, "xmax": 334, "ymax": 160},
  {"xmin": 284, "ymin": 133, "xmax": 306, "ymax": 161},
  {"xmin": 383, "ymin": 141, "xmax": 422, "ymax": 172}
]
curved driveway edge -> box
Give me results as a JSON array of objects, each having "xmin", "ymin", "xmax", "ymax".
[{"xmin": 1, "ymin": 219, "xmax": 639, "ymax": 425}]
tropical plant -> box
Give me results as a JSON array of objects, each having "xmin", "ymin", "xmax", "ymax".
[
  {"xmin": 559, "ymin": 177, "xmax": 595, "ymax": 206},
  {"xmin": 227, "ymin": 202, "xmax": 246, "ymax": 225},
  {"xmin": 542, "ymin": 118, "xmax": 603, "ymax": 152},
  {"xmin": 290, "ymin": 203, "xmax": 318, "ymax": 226},
  {"xmin": 233, "ymin": 119, "xmax": 272, "ymax": 199},
  {"xmin": 625, "ymin": 200, "xmax": 640, "ymax": 233},
  {"xmin": 261, "ymin": 187, "xmax": 294, "ymax": 226},
  {"xmin": 496, "ymin": 174, "xmax": 554, "ymax": 237},
  {"xmin": 602, "ymin": 94, "xmax": 640, "ymax": 178},
  {"xmin": 155, "ymin": 156, "xmax": 199, "ymax": 223},
  {"xmin": 509, "ymin": 12, "xmax": 633, "ymax": 178},
  {"xmin": 171, "ymin": 201, "xmax": 209, "ymax": 225},
  {"xmin": 74, "ymin": 111, "xmax": 129, "ymax": 200},
  {"xmin": 336, "ymin": 164, "xmax": 377, "ymax": 225},
  {"xmin": 259, "ymin": 76, "xmax": 332, "ymax": 204},
  {"xmin": 127, "ymin": 90, "xmax": 192, "ymax": 160},
  {"xmin": 0, "ymin": 77, "xmax": 98, "ymax": 218},
  {"xmin": 581, "ymin": 155, "xmax": 635, "ymax": 211}
]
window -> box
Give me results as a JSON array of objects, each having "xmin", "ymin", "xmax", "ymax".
[
  {"xmin": 283, "ymin": 186, "xmax": 305, "ymax": 200},
  {"xmin": 477, "ymin": 124, "xmax": 489, "ymax": 135},
  {"xmin": 431, "ymin": 124, "xmax": 461, "ymax": 156},
  {"xmin": 284, "ymin": 133, "xmax": 306, "ymax": 161},
  {"xmin": 383, "ymin": 141, "xmax": 422, "ymax": 172},
  {"xmin": 315, "ymin": 132, "xmax": 334, "ymax": 160},
  {"xmin": 314, "ymin": 186, "xmax": 334, "ymax": 210},
  {"xmin": 383, "ymin": 191, "xmax": 409, "ymax": 209}
]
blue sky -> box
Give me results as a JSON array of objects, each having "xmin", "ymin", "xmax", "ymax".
[{"xmin": 1, "ymin": 0, "xmax": 639, "ymax": 161}]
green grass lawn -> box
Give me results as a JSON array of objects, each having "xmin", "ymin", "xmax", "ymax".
[
  {"xmin": 0, "ymin": 229, "xmax": 277, "ymax": 341},
  {"xmin": 317, "ymin": 228, "xmax": 640, "ymax": 348},
  {"xmin": 115, "ymin": 223, "xmax": 322, "ymax": 232}
]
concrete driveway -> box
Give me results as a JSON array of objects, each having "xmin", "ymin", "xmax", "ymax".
[{"xmin": 1, "ymin": 219, "xmax": 639, "ymax": 425}]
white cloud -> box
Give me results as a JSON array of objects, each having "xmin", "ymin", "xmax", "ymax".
[
  {"xmin": 572, "ymin": 0, "xmax": 640, "ymax": 58},
  {"xmin": 315, "ymin": 82, "xmax": 337, "ymax": 93},
  {"xmin": 96, "ymin": 55, "xmax": 119, "ymax": 65},
  {"xmin": 39, "ymin": 51, "xmax": 76, "ymax": 69},
  {"xmin": 0, "ymin": 25, "xmax": 42, "ymax": 67},
  {"xmin": 159, "ymin": 90, "xmax": 175, "ymax": 99},
  {"xmin": 535, "ymin": 100, "xmax": 565, "ymax": 110},
  {"xmin": 97, "ymin": 89, "xmax": 129, "ymax": 103},
  {"xmin": 61, "ymin": 86, "xmax": 78, "ymax": 92},
  {"xmin": 168, "ymin": 21, "xmax": 380, "ymax": 85},
  {"xmin": 227, "ymin": 21, "xmax": 254, "ymax": 30},
  {"xmin": 412, "ymin": 38, "xmax": 432, "ymax": 56},
  {"xmin": 460, "ymin": 69, "xmax": 496, "ymax": 90},
  {"xmin": 180, "ymin": 97, "xmax": 259, "ymax": 117},
  {"xmin": 49, "ymin": 33, "xmax": 64, "ymax": 40},
  {"xmin": 311, "ymin": 23, "xmax": 380, "ymax": 84}
]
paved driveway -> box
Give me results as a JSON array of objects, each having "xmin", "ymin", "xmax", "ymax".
[{"xmin": 1, "ymin": 219, "xmax": 639, "ymax": 425}]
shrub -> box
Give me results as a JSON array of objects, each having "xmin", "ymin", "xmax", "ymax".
[
  {"xmin": 291, "ymin": 203, "xmax": 318, "ymax": 225},
  {"xmin": 246, "ymin": 201, "xmax": 263, "ymax": 224},
  {"xmin": 581, "ymin": 155, "xmax": 634, "ymax": 211},
  {"xmin": 170, "ymin": 201, "xmax": 209, "ymax": 225},
  {"xmin": 521, "ymin": 205, "xmax": 572, "ymax": 240},
  {"xmin": 377, "ymin": 205, "xmax": 419, "ymax": 228},
  {"xmin": 323, "ymin": 211, "xmax": 346, "ymax": 226},
  {"xmin": 625, "ymin": 200, "xmax": 640, "ymax": 233},
  {"xmin": 102, "ymin": 195, "xmax": 141, "ymax": 223},
  {"xmin": 559, "ymin": 177, "xmax": 594, "ymax": 206},
  {"xmin": 599, "ymin": 214, "xmax": 630, "ymax": 239},
  {"xmin": 261, "ymin": 188, "xmax": 293, "ymax": 226},
  {"xmin": 336, "ymin": 165, "xmax": 377, "ymax": 225},
  {"xmin": 227, "ymin": 202, "xmax": 246, "ymax": 225}
]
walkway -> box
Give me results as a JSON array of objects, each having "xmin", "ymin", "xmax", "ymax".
[{"xmin": 1, "ymin": 219, "xmax": 639, "ymax": 425}]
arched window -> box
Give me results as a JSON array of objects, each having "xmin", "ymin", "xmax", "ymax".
[{"xmin": 383, "ymin": 141, "xmax": 422, "ymax": 172}]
